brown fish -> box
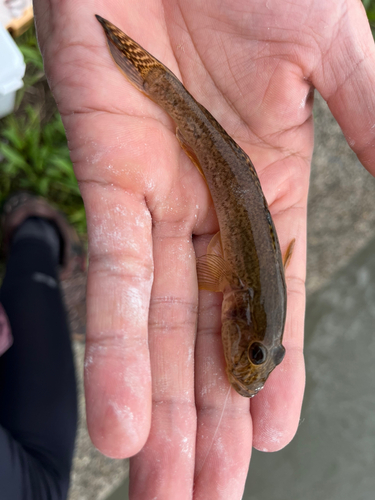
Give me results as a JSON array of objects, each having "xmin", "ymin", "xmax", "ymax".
[{"xmin": 96, "ymin": 15, "xmax": 291, "ymax": 397}]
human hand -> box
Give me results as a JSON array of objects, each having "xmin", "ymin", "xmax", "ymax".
[{"xmin": 33, "ymin": 0, "xmax": 375, "ymax": 498}]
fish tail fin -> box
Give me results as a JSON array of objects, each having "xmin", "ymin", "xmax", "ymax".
[{"xmin": 95, "ymin": 15, "xmax": 163, "ymax": 93}]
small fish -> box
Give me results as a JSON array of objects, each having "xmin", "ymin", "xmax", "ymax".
[{"xmin": 96, "ymin": 15, "xmax": 291, "ymax": 397}]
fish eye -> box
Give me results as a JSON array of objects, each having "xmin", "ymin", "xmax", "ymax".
[{"xmin": 248, "ymin": 342, "xmax": 267, "ymax": 365}]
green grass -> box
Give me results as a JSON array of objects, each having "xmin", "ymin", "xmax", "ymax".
[
  {"xmin": 363, "ymin": 0, "xmax": 375, "ymax": 34},
  {"xmin": 0, "ymin": 107, "xmax": 86, "ymax": 232},
  {"xmin": 0, "ymin": 25, "xmax": 86, "ymax": 236}
]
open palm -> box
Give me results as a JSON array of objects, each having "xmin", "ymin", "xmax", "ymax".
[{"xmin": 34, "ymin": 0, "xmax": 375, "ymax": 498}]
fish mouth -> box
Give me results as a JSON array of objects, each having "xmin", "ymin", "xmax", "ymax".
[{"xmin": 228, "ymin": 373, "xmax": 264, "ymax": 398}]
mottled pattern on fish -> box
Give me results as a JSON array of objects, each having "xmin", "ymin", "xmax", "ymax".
[{"xmin": 96, "ymin": 15, "xmax": 287, "ymax": 397}]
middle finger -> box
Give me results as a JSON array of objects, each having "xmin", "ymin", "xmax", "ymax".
[
  {"xmin": 129, "ymin": 222, "xmax": 198, "ymax": 499},
  {"xmin": 193, "ymin": 234, "xmax": 252, "ymax": 500}
]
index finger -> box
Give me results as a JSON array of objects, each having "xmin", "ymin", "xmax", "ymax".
[{"xmin": 81, "ymin": 176, "xmax": 153, "ymax": 458}]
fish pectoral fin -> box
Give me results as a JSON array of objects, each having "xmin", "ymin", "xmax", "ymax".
[
  {"xmin": 283, "ymin": 238, "xmax": 296, "ymax": 269},
  {"xmin": 197, "ymin": 253, "xmax": 237, "ymax": 293},
  {"xmin": 207, "ymin": 231, "xmax": 224, "ymax": 257},
  {"xmin": 176, "ymin": 128, "xmax": 206, "ymax": 180}
]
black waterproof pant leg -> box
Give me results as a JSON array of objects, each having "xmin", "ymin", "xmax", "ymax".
[{"xmin": 0, "ymin": 238, "xmax": 77, "ymax": 500}]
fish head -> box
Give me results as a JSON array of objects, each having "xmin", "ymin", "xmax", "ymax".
[{"xmin": 222, "ymin": 319, "xmax": 286, "ymax": 398}]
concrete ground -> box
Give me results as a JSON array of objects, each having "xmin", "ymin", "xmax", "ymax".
[{"xmin": 66, "ymin": 91, "xmax": 375, "ymax": 499}]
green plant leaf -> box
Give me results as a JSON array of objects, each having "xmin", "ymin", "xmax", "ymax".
[
  {"xmin": 0, "ymin": 27, "xmax": 87, "ymax": 248},
  {"xmin": 50, "ymin": 156, "xmax": 74, "ymax": 175},
  {"xmin": 0, "ymin": 143, "xmax": 28, "ymax": 169},
  {"xmin": 38, "ymin": 176, "xmax": 50, "ymax": 195},
  {"xmin": 18, "ymin": 45, "xmax": 44, "ymax": 70},
  {"xmin": 2, "ymin": 122, "xmax": 24, "ymax": 150}
]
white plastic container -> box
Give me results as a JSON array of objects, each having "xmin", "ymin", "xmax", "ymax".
[{"xmin": 0, "ymin": 23, "xmax": 25, "ymax": 119}]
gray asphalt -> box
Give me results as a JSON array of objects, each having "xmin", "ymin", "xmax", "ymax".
[{"xmin": 69, "ymin": 91, "xmax": 375, "ymax": 500}]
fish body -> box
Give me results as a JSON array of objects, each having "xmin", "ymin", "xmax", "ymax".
[{"xmin": 96, "ymin": 15, "xmax": 287, "ymax": 397}]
